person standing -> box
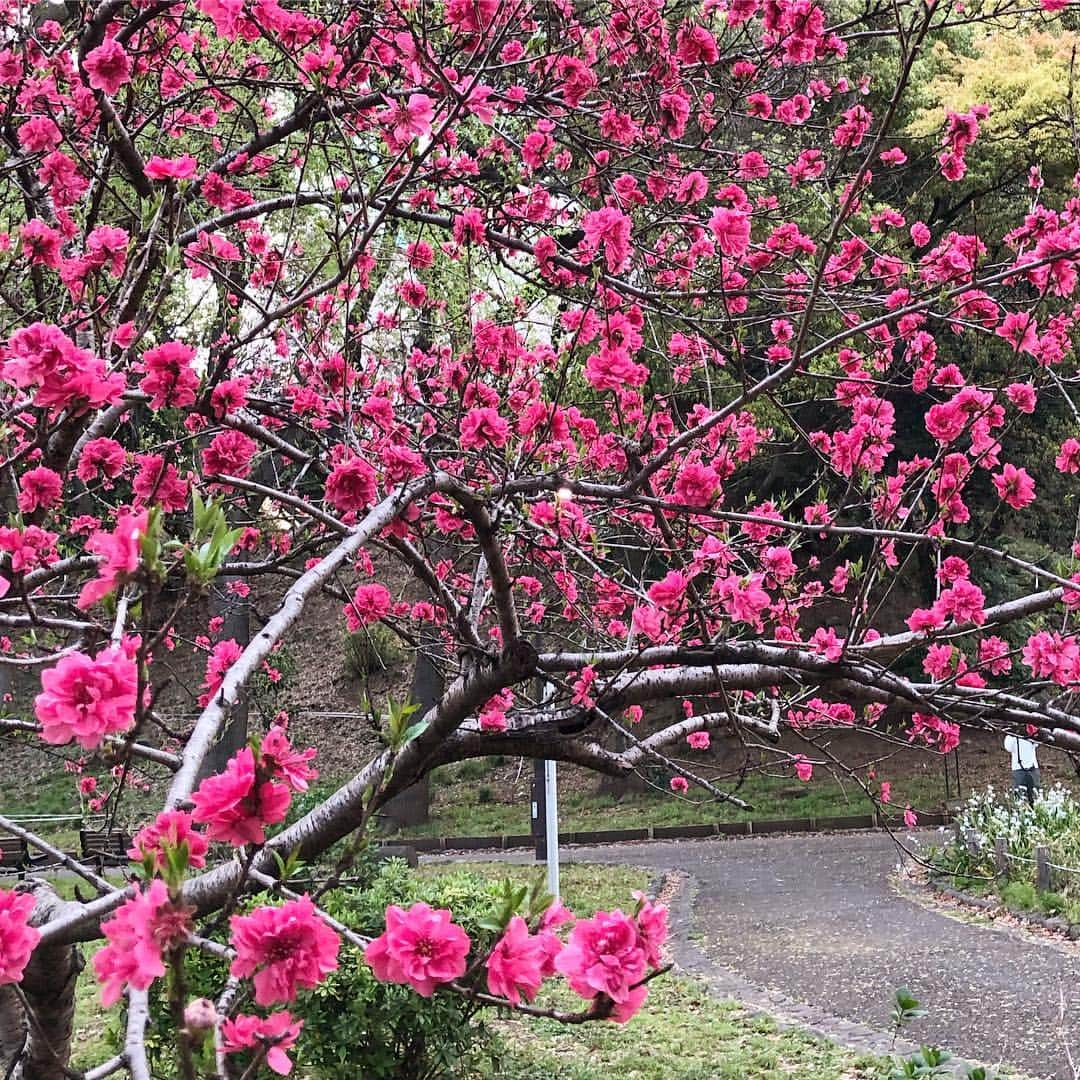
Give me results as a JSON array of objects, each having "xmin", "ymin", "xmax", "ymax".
[{"xmin": 1004, "ymin": 733, "xmax": 1040, "ymax": 805}]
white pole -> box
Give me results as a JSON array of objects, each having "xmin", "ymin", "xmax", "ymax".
[
  {"xmin": 540, "ymin": 680, "xmax": 559, "ymax": 898},
  {"xmin": 544, "ymin": 757, "xmax": 559, "ymax": 899}
]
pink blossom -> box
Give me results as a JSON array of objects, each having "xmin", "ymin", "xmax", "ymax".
[
  {"xmin": 687, "ymin": 731, "xmax": 710, "ymax": 750},
  {"xmin": 880, "ymin": 781, "xmax": 891, "ymax": 804},
  {"xmin": 17, "ymin": 465, "xmax": 62, "ymax": 513},
  {"xmin": 128, "ymin": 810, "xmax": 208, "ymax": 873},
  {"xmin": 378, "ymin": 93, "xmax": 435, "ymax": 150},
  {"xmin": 555, "ymin": 908, "xmax": 647, "ymax": 1005},
  {"xmin": 903, "ymin": 805, "xmax": 918, "ymax": 828},
  {"xmin": 0, "ymin": 889, "xmax": 40, "ymax": 985},
  {"xmin": 83, "ymin": 38, "xmax": 131, "ymax": 95},
  {"xmin": 221, "ymin": 1012, "xmax": 303, "ymax": 1076},
  {"xmin": 325, "ymin": 456, "xmax": 377, "ymax": 512},
  {"xmin": 633, "ymin": 893, "xmax": 669, "ymax": 968},
  {"xmin": 202, "ymin": 430, "xmax": 257, "ymax": 480},
  {"xmin": 261, "ymin": 726, "xmax": 318, "ymax": 792},
  {"xmin": 230, "ymin": 896, "xmax": 340, "ymax": 1005},
  {"xmin": 93, "ymin": 880, "xmax": 190, "ymax": 1006},
  {"xmin": 992, "ymin": 463, "xmax": 1036, "ymax": 510},
  {"xmin": 78, "ymin": 509, "xmax": 148, "ymax": 609},
  {"xmin": 1005, "ymin": 382, "xmax": 1037, "ymax": 414},
  {"xmin": 144, "ymin": 155, "xmax": 199, "ymax": 181},
  {"xmin": 191, "ymin": 746, "xmax": 291, "ymax": 846},
  {"xmin": 35, "ymin": 646, "xmax": 137, "ymax": 749},
  {"xmin": 648, "ymin": 570, "xmax": 689, "ymax": 611},
  {"xmin": 17, "ymin": 116, "xmax": 61, "ymax": 153},
  {"xmin": 709, "ymin": 207, "xmax": 751, "ymax": 258},
  {"xmin": 139, "ymin": 341, "xmax": 199, "ymax": 409},
  {"xmin": 343, "ymin": 583, "xmax": 393, "ymax": 630},
  {"xmin": 978, "ymin": 636, "xmax": 1012, "ymax": 675},
  {"xmin": 995, "ymin": 311, "xmax": 1039, "ymax": 355},
  {"xmin": 77, "ymin": 438, "xmax": 126, "ymax": 484},
  {"xmin": 793, "ymin": 755, "xmax": 813, "ymax": 782},
  {"xmin": 201, "ymin": 638, "xmax": 242, "ymax": 704},
  {"xmin": 486, "ymin": 915, "xmax": 546, "ymax": 1004},
  {"xmin": 670, "ymin": 775, "xmax": 689, "ymax": 794},
  {"xmin": 1055, "ymin": 438, "xmax": 1080, "ymax": 474},
  {"xmin": 582, "ymin": 208, "xmax": 632, "ymax": 273},
  {"xmin": 674, "ymin": 462, "xmax": 720, "ymax": 507},
  {"xmin": 365, "ymin": 902, "xmax": 471, "ymax": 997},
  {"xmin": 936, "ymin": 579, "xmax": 986, "ymax": 625},
  {"xmin": 460, "ymin": 407, "xmax": 510, "ymax": 450}
]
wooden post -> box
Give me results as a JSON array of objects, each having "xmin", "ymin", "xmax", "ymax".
[
  {"xmin": 964, "ymin": 828, "xmax": 980, "ymax": 856},
  {"xmin": 994, "ymin": 836, "xmax": 1008, "ymax": 880},
  {"xmin": 1036, "ymin": 845, "xmax": 1053, "ymax": 892}
]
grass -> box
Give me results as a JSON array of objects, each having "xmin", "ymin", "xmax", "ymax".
[
  {"xmin": 488, "ymin": 978, "xmax": 886, "ymax": 1080},
  {"xmin": 394, "ymin": 769, "xmax": 951, "ymax": 839},
  {"xmin": 421, "ymin": 860, "xmax": 654, "ymax": 914}
]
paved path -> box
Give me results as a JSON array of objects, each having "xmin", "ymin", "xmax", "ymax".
[{"xmin": 435, "ymin": 831, "xmax": 1080, "ymax": 1078}]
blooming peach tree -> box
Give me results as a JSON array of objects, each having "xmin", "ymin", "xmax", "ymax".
[{"xmin": 1, "ymin": 0, "xmax": 1080, "ymax": 1073}]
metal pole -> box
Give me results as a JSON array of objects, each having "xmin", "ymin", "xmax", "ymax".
[
  {"xmin": 531, "ymin": 758, "xmax": 546, "ymax": 861},
  {"xmin": 544, "ymin": 758, "xmax": 559, "ymax": 898}
]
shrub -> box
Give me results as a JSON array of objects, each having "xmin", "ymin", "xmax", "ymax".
[
  {"xmin": 998, "ymin": 880, "xmax": 1036, "ymax": 911},
  {"xmin": 343, "ymin": 626, "xmax": 404, "ymax": 679},
  {"xmin": 141, "ymin": 859, "xmax": 505, "ymax": 1078},
  {"xmin": 1039, "ymin": 891, "xmax": 1067, "ymax": 916}
]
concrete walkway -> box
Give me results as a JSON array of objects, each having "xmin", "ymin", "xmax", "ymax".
[{"xmin": 433, "ymin": 830, "xmax": 1080, "ymax": 1078}]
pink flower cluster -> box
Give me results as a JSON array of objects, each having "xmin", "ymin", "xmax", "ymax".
[
  {"xmin": 365, "ymin": 902, "xmax": 471, "ymax": 996},
  {"xmin": 78, "ymin": 509, "xmax": 148, "ymax": 609},
  {"xmin": 35, "ymin": 645, "xmax": 138, "ymax": 749},
  {"xmin": 128, "ymin": 810, "xmax": 209, "ymax": 875},
  {"xmin": 221, "ymin": 1012, "xmax": 303, "ymax": 1075},
  {"xmin": 366, "ymin": 893, "xmax": 666, "ymax": 1024},
  {"xmin": 0, "ymin": 889, "xmax": 40, "ymax": 985},
  {"xmin": 230, "ymin": 895, "xmax": 341, "ymax": 1005},
  {"xmin": 555, "ymin": 898, "xmax": 668, "ymax": 1022},
  {"xmin": 190, "ymin": 726, "xmax": 317, "ymax": 847},
  {"xmin": 93, "ymin": 880, "xmax": 191, "ymax": 1006}
]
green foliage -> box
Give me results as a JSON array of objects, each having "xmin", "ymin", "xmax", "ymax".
[
  {"xmin": 891, "ymin": 987, "xmax": 927, "ymax": 1031},
  {"xmin": 179, "ymin": 492, "xmax": 244, "ymax": 586},
  {"xmin": 998, "ymin": 880, "xmax": 1037, "ymax": 911},
  {"xmin": 486, "ymin": 978, "xmax": 887, "ymax": 1080},
  {"xmin": 343, "ymin": 625, "xmax": 405, "ymax": 679},
  {"xmin": 907, "ymin": 29, "xmax": 1079, "ymax": 191}
]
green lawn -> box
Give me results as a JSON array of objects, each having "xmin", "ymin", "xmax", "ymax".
[
  {"xmin": 489, "ymin": 979, "xmax": 885, "ymax": 1080},
  {"xmin": 394, "ymin": 768, "xmax": 951, "ymax": 839}
]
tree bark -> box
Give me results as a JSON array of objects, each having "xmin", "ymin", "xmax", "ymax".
[{"xmin": 199, "ymin": 565, "xmax": 251, "ymax": 781}]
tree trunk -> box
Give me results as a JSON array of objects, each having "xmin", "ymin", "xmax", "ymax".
[
  {"xmin": 0, "ymin": 883, "xmax": 83, "ymax": 1079},
  {"xmin": 380, "ymin": 648, "xmax": 435, "ymax": 827}
]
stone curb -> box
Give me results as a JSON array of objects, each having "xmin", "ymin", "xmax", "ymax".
[{"xmin": 397, "ymin": 810, "xmax": 954, "ymax": 853}]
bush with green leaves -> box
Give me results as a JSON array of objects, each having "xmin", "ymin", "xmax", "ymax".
[{"xmin": 141, "ymin": 859, "xmax": 512, "ymax": 1079}]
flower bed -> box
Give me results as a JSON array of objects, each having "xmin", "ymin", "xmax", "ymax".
[{"xmin": 931, "ymin": 784, "xmax": 1080, "ymax": 922}]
